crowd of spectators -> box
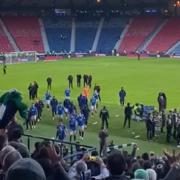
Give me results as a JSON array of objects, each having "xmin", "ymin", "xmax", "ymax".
[{"xmin": 0, "ymin": 124, "xmax": 180, "ymax": 180}]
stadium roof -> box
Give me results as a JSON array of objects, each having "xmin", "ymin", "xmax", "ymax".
[{"xmin": 0, "ymin": 0, "xmax": 169, "ymax": 10}]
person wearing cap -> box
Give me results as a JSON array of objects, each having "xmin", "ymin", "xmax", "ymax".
[{"xmin": 134, "ymin": 169, "xmax": 149, "ymax": 180}]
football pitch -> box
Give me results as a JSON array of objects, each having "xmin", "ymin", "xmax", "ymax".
[{"xmin": 1, "ymin": 56, "xmax": 180, "ymax": 154}]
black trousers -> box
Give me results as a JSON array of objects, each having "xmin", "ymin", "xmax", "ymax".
[
  {"xmin": 124, "ymin": 115, "xmax": 131, "ymax": 128},
  {"xmin": 102, "ymin": 119, "xmax": 108, "ymax": 129},
  {"xmin": 77, "ymin": 80, "xmax": 81, "ymax": 87},
  {"xmin": 147, "ymin": 129, "xmax": 153, "ymax": 140},
  {"xmin": 120, "ymin": 98, "xmax": 125, "ymax": 106},
  {"xmin": 47, "ymin": 83, "xmax": 51, "ymax": 90},
  {"xmin": 69, "ymin": 81, "xmax": 73, "ymax": 89},
  {"xmin": 166, "ymin": 128, "xmax": 172, "ymax": 143}
]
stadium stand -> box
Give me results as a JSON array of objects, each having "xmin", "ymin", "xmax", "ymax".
[
  {"xmin": 96, "ymin": 17, "xmax": 128, "ymax": 54},
  {"xmin": 146, "ymin": 17, "xmax": 180, "ymax": 53},
  {"xmin": 0, "ymin": 21, "xmax": 13, "ymax": 52},
  {"xmin": 43, "ymin": 17, "xmax": 72, "ymax": 53},
  {"xmin": 118, "ymin": 16, "xmax": 162, "ymax": 54},
  {"xmin": 2, "ymin": 16, "xmax": 44, "ymax": 52},
  {"xmin": 75, "ymin": 17, "xmax": 99, "ymax": 53}
]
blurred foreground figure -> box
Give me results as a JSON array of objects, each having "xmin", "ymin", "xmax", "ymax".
[{"xmin": 0, "ymin": 89, "xmax": 27, "ymax": 134}]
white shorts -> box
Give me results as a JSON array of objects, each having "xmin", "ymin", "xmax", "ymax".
[
  {"xmin": 64, "ymin": 108, "xmax": 69, "ymax": 113},
  {"xmin": 56, "ymin": 114, "xmax": 64, "ymax": 119},
  {"xmin": 46, "ymin": 100, "xmax": 50, "ymax": 105},
  {"xmin": 91, "ymin": 105, "xmax": 96, "ymax": 111},
  {"xmin": 79, "ymin": 125, "xmax": 85, "ymax": 131},
  {"xmin": 65, "ymin": 96, "xmax": 70, "ymax": 99},
  {"xmin": 31, "ymin": 115, "xmax": 37, "ymax": 121},
  {"xmin": 69, "ymin": 130, "xmax": 76, "ymax": 135}
]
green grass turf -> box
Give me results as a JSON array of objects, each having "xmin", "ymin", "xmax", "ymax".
[{"xmin": 1, "ymin": 56, "xmax": 180, "ymax": 154}]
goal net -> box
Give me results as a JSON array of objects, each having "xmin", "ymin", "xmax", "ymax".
[{"xmin": 4, "ymin": 51, "xmax": 37, "ymax": 64}]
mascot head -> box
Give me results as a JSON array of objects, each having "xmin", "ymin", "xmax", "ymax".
[{"xmin": 0, "ymin": 89, "xmax": 27, "ymax": 133}]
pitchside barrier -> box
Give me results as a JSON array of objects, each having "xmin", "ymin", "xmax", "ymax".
[
  {"xmin": 22, "ymin": 134, "xmax": 96, "ymax": 164},
  {"xmin": 107, "ymin": 143, "xmax": 137, "ymax": 153}
]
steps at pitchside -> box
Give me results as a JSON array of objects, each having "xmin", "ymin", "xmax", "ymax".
[
  {"xmin": 166, "ymin": 41, "xmax": 180, "ymax": 55},
  {"xmin": 70, "ymin": 18, "xmax": 76, "ymax": 53},
  {"xmin": 91, "ymin": 18, "xmax": 104, "ymax": 52},
  {"xmin": 114, "ymin": 18, "xmax": 132, "ymax": 51},
  {"xmin": 38, "ymin": 18, "xmax": 50, "ymax": 52}
]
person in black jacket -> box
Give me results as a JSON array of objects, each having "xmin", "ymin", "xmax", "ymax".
[
  {"xmin": 124, "ymin": 103, "xmax": 133, "ymax": 128},
  {"xmin": 83, "ymin": 74, "xmax": 88, "ymax": 87},
  {"xmin": 88, "ymin": 75, "xmax": 92, "ymax": 88},
  {"xmin": 76, "ymin": 74, "xmax": 81, "ymax": 87},
  {"xmin": 47, "ymin": 77, "xmax": 52, "ymax": 90},
  {"xmin": 146, "ymin": 113, "xmax": 153, "ymax": 141},
  {"xmin": 157, "ymin": 92, "xmax": 167, "ymax": 112},
  {"xmin": 67, "ymin": 75, "xmax": 73, "ymax": 89},
  {"xmin": 100, "ymin": 106, "xmax": 109, "ymax": 129},
  {"xmin": 28, "ymin": 83, "xmax": 33, "ymax": 100}
]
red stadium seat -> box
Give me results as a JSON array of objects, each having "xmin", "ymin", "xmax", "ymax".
[{"xmin": 2, "ymin": 16, "xmax": 44, "ymax": 52}]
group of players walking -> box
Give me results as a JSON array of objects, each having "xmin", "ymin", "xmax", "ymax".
[
  {"xmin": 26, "ymin": 75, "xmax": 180, "ymax": 147},
  {"xmin": 26, "ymin": 75, "xmax": 107, "ymax": 142}
]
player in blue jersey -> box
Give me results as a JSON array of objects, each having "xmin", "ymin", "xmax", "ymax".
[
  {"xmin": 77, "ymin": 94, "xmax": 88, "ymax": 110},
  {"xmin": 69, "ymin": 113, "xmax": 77, "ymax": 142},
  {"xmin": 81, "ymin": 105, "xmax": 90, "ymax": 128},
  {"xmin": 76, "ymin": 112, "xmax": 85, "ymax": 140},
  {"xmin": 93, "ymin": 90, "xmax": 100, "ymax": 109},
  {"xmin": 50, "ymin": 96, "xmax": 58, "ymax": 120},
  {"xmin": 65, "ymin": 88, "xmax": 71, "ymax": 99},
  {"xmin": 90, "ymin": 95, "xmax": 97, "ymax": 115},
  {"xmin": 56, "ymin": 102, "xmax": 64, "ymax": 121},
  {"xmin": 28, "ymin": 103, "xmax": 38, "ymax": 129},
  {"xmin": 44, "ymin": 91, "xmax": 52, "ymax": 109},
  {"xmin": 68, "ymin": 101, "xmax": 77, "ymax": 115},
  {"xmin": 56, "ymin": 121, "xmax": 67, "ymax": 141},
  {"xmin": 63, "ymin": 98, "xmax": 71, "ymax": 116}
]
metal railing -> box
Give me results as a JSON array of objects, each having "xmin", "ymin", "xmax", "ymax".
[{"xmin": 22, "ymin": 134, "xmax": 96, "ymax": 164}]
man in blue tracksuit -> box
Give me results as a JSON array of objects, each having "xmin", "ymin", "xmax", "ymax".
[
  {"xmin": 56, "ymin": 121, "xmax": 67, "ymax": 141},
  {"xmin": 119, "ymin": 87, "xmax": 126, "ymax": 106}
]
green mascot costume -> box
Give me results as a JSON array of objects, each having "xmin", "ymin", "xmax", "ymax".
[{"xmin": 0, "ymin": 89, "xmax": 27, "ymax": 132}]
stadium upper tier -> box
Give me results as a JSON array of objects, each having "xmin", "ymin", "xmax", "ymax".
[
  {"xmin": 118, "ymin": 16, "xmax": 162, "ymax": 54},
  {"xmin": 0, "ymin": 16, "xmax": 180, "ymax": 55},
  {"xmin": 2, "ymin": 16, "xmax": 44, "ymax": 52},
  {"xmin": 146, "ymin": 17, "xmax": 180, "ymax": 53}
]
